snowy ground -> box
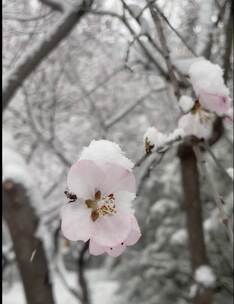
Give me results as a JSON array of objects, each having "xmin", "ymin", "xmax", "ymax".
[{"xmin": 3, "ymin": 269, "xmax": 119, "ymax": 304}]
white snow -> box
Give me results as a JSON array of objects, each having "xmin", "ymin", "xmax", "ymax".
[
  {"xmin": 151, "ymin": 199, "xmax": 177, "ymax": 214},
  {"xmin": 2, "ymin": 269, "xmax": 119, "ymax": 304},
  {"xmin": 194, "ymin": 265, "xmax": 216, "ymax": 288},
  {"xmin": 171, "ymin": 56, "xmax": 205, "ymax": 74},
  {"xmin": 143, "ymin": 127, "xmax": 184, "ymax": 152},
  {"xmin": 3, "ymin": 131, "xmax": 33, "ymax": 188},
  {"xmin": 178, "ymin": 111, "xmax": 214, "ymax": 140},
  {"xmin": 189, "ymin": 284, "xmax": 198, "ymax": 298},
  {"xmin": 79, "ymin": 140, "xmax": 134, "ymax": 170},
  {"xmin": 226, "ymin": 168, "xmax": 233, "ymax": 180},
  {"xmin": 189, "ymin": 59, "xmax": 230, "ymax": 98},
  {"xmin": 179, "ymin": 95, "xmax": 195, "ymax": 113},
  {"xmin": 29, "ymin": 0, "xmax": 40, "ymax": 13},
  {"xmin": 144, "ymin": 127, "xmax": 167, "ymax": 151},
  {"xmin": 170, "ymin": 229, "xmax": 187, "ymax": 245}
]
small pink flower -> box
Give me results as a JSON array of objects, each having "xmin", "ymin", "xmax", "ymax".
[
  {"xmin": 189, "ymin": 60, "xmax": 231, "ymax": 116},
  {"xmin": 178, "ymin": 106, "xmax": 215, "ymax": 140},
  {"xmin": 197, "ymin": 91, "xmax": 231, "ymax": 116},
  {"xmin": 61, "ymin": 159, "xmax": 141, "ymax": 257}
]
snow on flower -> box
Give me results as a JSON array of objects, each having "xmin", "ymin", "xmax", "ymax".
[
  {"xmin": 194, "ymin": 265, "xmax": 216, "ymax": 288},
  {"xmin": 60, "ymin": 140, "xmax": 141, "ymax": 257},
  {"xmin": 178, "ymin": 101, "xmax": 215, "ymax": 139},
  {"xmin": 189, "ymin": 59, "xmax": 231, "ymax": 116},
  {"xmin": 79, "ymin": 139, "xmax": 134, "ymax": 171},
  {"xmin": 179, "ymin": 95, "xmax": 195, "ymax": 113}
]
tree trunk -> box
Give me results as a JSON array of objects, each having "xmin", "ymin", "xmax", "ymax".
[
  {"xmin": 3, "ymin": 179, "xmax": 55, "ymax": 304},
  {"xmin": 178, "ymin": 143, "xmax": 213, "ymax": 304},
  {"xmin": 78, "ymin": 242, "xmax": 91, "ymax": 304}
]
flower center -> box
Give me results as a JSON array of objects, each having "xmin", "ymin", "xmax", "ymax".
[{"xmin": 85, "ymin": 191, "xmax": 116, "ymax": 222}]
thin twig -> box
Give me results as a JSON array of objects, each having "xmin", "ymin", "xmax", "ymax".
[
  {"xmin": 201, "ymin": 142, "xmax": 233, "ymax": 182},
  {"xmin": 153, "ymin": 5, "xmax": 197, "ymax": 57},
  {"xmin": 193, "ymin": 145, "xmax": 233, "ymax": 245},
  {"xmin": 148, "ymin": 2, "xmax": 181, "ymax": 98}
]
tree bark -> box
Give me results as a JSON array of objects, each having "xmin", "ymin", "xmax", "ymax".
[
  {"xmin": 77, "ymin": 242, "xmax": 91, "ymax": 304},
  {"xmin": 3, "ymin": 179, "xmax": 55, "ymax": 304},
  {"xmin": 178, "ymin": 143, "xmax": 213, "ymax": 304}
]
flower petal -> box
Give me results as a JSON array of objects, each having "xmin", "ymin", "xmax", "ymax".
[
  {"xmin": 114, "ymin": 191, "xmax": 136, "ymax": 214},
  {"xmin": 125, "ymin": 216, "xmax": 141, "ymax": 246},
  {"xmin": 61, "ymin": 203, "xmax": 93, "ymax": 241},
  {"xmin": 67, "ymin": 160, "xmax": 105, "ymax": 199},
  {"xmin": 106, "ymin": 243, "xmax": 126, "ymax": 257},
  {"xmin": 89, "ymin": 239, "xmax": 105, "ymax": 256},
  {"xmin": 199, "ymin": 93, "xmax": 231, "ymax": 116},
  {"xmin": 92, "ymin": 212, "xmax": 132, "ymax": 247},
  {"xmin": 100, "ymin": 163, "xmax": 136, "ymax": 195}
]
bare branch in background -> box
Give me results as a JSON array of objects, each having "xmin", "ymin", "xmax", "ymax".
[
  {"xmin": 193, "ymin": 145, "xmax": 233, "ymax": 245},
  {"xmin": 2, "ymin": 0, "xmax": 94, "ymax": 111},
  {"xmin": 148, "ymin": 2, "xmax": 181, "ymax": 99},
  {"xmin": 152, "ymin": 5, "xmax": 197, "ymax": 57}
]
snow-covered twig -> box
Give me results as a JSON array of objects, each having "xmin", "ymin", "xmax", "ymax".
[{"xmin": 193, "ymin": 145, "xmax": 233, "ymax": 245}]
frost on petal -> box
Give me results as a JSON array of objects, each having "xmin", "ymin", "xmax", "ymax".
[
  {"xmin": 179, "ymin": 95, "xmax": 195, "ymax": 113},
  {"xmin": 106, "ymin": 243, "xmax": 126, "ymax": 257},
  {"xmin": 67, "ymin": 160, "xmax": 105, "ymax": 199},
  {"xmin": 89, "ymin": 239, "xmax": 105, "ymax": 256},
  {"xmin": 92, "ymin": 212, "xmax": 132, "ymax": 247},
  {"xmin": 178, "ymin": 112, "xmax": 213, "ymax": 139},
  {"xmin": 100, "ymin": 163, "xmax": 136, "ymax": 195},
  {"xmin": 61, "ymin": 203, "xmax": 93, "ymax": 242},
  {"xmin": 125, "ymin": 216, "xmax": 141, "ymax": 246},
  {"xmin": 79, "ymin": 140, "xmax": 134, "ymax": 171}
]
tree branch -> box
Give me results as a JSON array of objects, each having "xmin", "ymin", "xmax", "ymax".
[
  {"xmin": 148, "ymin": 2, "xmax": 181, "ymax": 98},
  {"xmin": 3, "ymin": 0, "xmax": 93, "ymax": 111}
]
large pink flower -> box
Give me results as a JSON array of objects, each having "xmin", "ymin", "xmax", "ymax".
[{"xmin": 61, "ymin": 159, "xmax": 141, "ymax": 257}]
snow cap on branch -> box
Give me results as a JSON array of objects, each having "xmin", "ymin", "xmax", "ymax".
[{"xmin": 143, "ymin": 127, "xmax": 184, "ymax": 154}]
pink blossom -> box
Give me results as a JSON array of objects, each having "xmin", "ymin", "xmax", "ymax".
[
  {"xmin": 189, "ymin": 60, "xmax": 231, "ymax": 116},
  {"xmin": 197, "ymin": 91, "xmax": 231, "ymax": 116},
  {"xmin": 61, "ymin": 159, "xmax": 141, "ymax": 257},
  {"xmin": 178, "ymin": 108, "xmax": 215, "ymax": 140}
]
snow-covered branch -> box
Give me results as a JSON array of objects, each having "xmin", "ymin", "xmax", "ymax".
[{"xmin": 2, "ymin": 0, "xmax": 93, "ymax": 111}]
